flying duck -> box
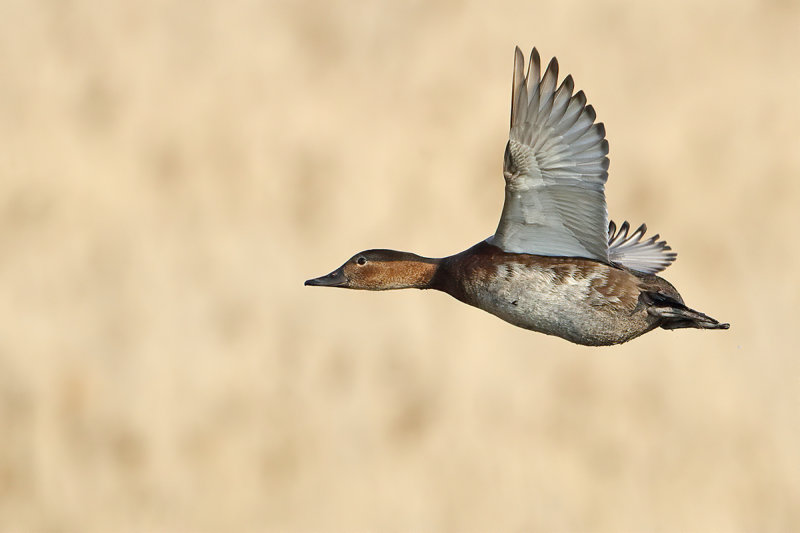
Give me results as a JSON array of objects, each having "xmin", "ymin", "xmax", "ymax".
[{"xmin": 305, "ymin": 47, "xmax": 729, "ymax": 346}]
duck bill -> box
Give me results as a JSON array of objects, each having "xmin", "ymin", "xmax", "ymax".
[{"xmin": 305, "ymin": 268, "xmax": 347, "ymax": 287}]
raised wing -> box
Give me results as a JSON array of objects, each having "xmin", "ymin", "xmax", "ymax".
[
  {"xmin": 607, "ymin": 221, "xmax": 677, "ymax": 274},
  {"xmin": 488, "ymin": 47, "xmax": 610, "ymax": 261}
]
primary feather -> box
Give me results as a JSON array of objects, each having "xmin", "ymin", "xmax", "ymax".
[{"xmin": 607, "ymin": 221, "xmax": 676, "ymax": 274}]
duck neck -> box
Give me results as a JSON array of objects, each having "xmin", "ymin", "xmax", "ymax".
[{"xmin": 388, "ymin": 254, "xmax": 442, "ymax": 290}]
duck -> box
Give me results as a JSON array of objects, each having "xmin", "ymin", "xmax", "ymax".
[{"xmin": 305, "ymin": 46, "xmax": 729, "ymax": 346}]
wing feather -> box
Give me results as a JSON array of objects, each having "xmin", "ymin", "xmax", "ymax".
[
  {"xmin": 607, "ymin": 221, "xmax": 677, "ymax": 274},
  {"xmin": 490, "ymin": 47, "xmax": 675, "ymax": 273},
  {"xmin": 490, "ymin": 47, "xmax": 611, "ymax": 260},
  {"xmin": 546, "ymin": 76, "xmax": 574, "ymax": 128}
]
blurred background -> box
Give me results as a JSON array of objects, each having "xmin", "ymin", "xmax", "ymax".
[{"xmin": 1, "ymin": 0, "xmax": 799, "ymax": 531}]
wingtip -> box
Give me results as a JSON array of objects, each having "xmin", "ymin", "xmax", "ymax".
[
  {"xmin": 607, "ymin": 220, "xmax": 679, "ymax": 274},
  {"xmin": 595, "ymin": 121, "xmax": 605, "ymax": 137},
  {"xmin": 561, "ymin": 74, "xmax": 574, "ymax": 94},
  {"xmin": 547, "ymin": 56, "xmax": 559, "ymax": 74}
]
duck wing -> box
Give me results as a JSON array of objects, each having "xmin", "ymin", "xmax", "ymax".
[
  {"xmin": 607, "ymin": 221, "xmax": 677, "ymax": 274},
  {"xmin": 488, "ymin": 47, "xmax": 610, "ymax": 262}
]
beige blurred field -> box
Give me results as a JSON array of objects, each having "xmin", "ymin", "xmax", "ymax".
[{"xmin": 1, "ymin": 0, "xmax": 799, "ymax": 531}]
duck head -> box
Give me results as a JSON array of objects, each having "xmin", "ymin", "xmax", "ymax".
[{"xmin": 305, "ymin": 249, "xmax": 440, "ymax": 290}]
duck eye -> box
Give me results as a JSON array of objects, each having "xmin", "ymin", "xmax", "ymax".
[{"xmin": 357, "ymin": 256, "xmax": 367, "ymax": 266}]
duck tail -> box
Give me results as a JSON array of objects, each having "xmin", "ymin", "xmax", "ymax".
[{"xmin": 643, "ymin": 291, "xmax": 730, "ymax": 331}]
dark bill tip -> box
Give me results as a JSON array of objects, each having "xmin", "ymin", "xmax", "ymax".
[{"xmin": 304, "ymin": 268, "xmax": 347, "ymax": 287}]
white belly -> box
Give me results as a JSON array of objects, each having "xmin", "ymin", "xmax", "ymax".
[{"xmin": 462, "ymin": 263, "xmax": 647, "ymax": 346}]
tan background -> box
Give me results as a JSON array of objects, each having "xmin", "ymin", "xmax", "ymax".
[{"xmin": 1, "ymin": 0, "xmax": 799, "ymax": 531}]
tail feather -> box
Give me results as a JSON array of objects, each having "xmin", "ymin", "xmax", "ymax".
[{"xmin": 644, "ymin": 291, "xmax": 730, "ymax": 331}]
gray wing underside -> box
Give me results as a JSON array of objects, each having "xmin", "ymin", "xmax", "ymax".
[
  {"xmin": 487, "ymin": 47, "xmax": 677, "ymax": 275},
  {"xmin": 607, "ymin": 221, "xmax": 677, "ymax": 274},
  {"xmin": 488, "ymin": 47, "xmax": 610, "ymax": 262}
]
